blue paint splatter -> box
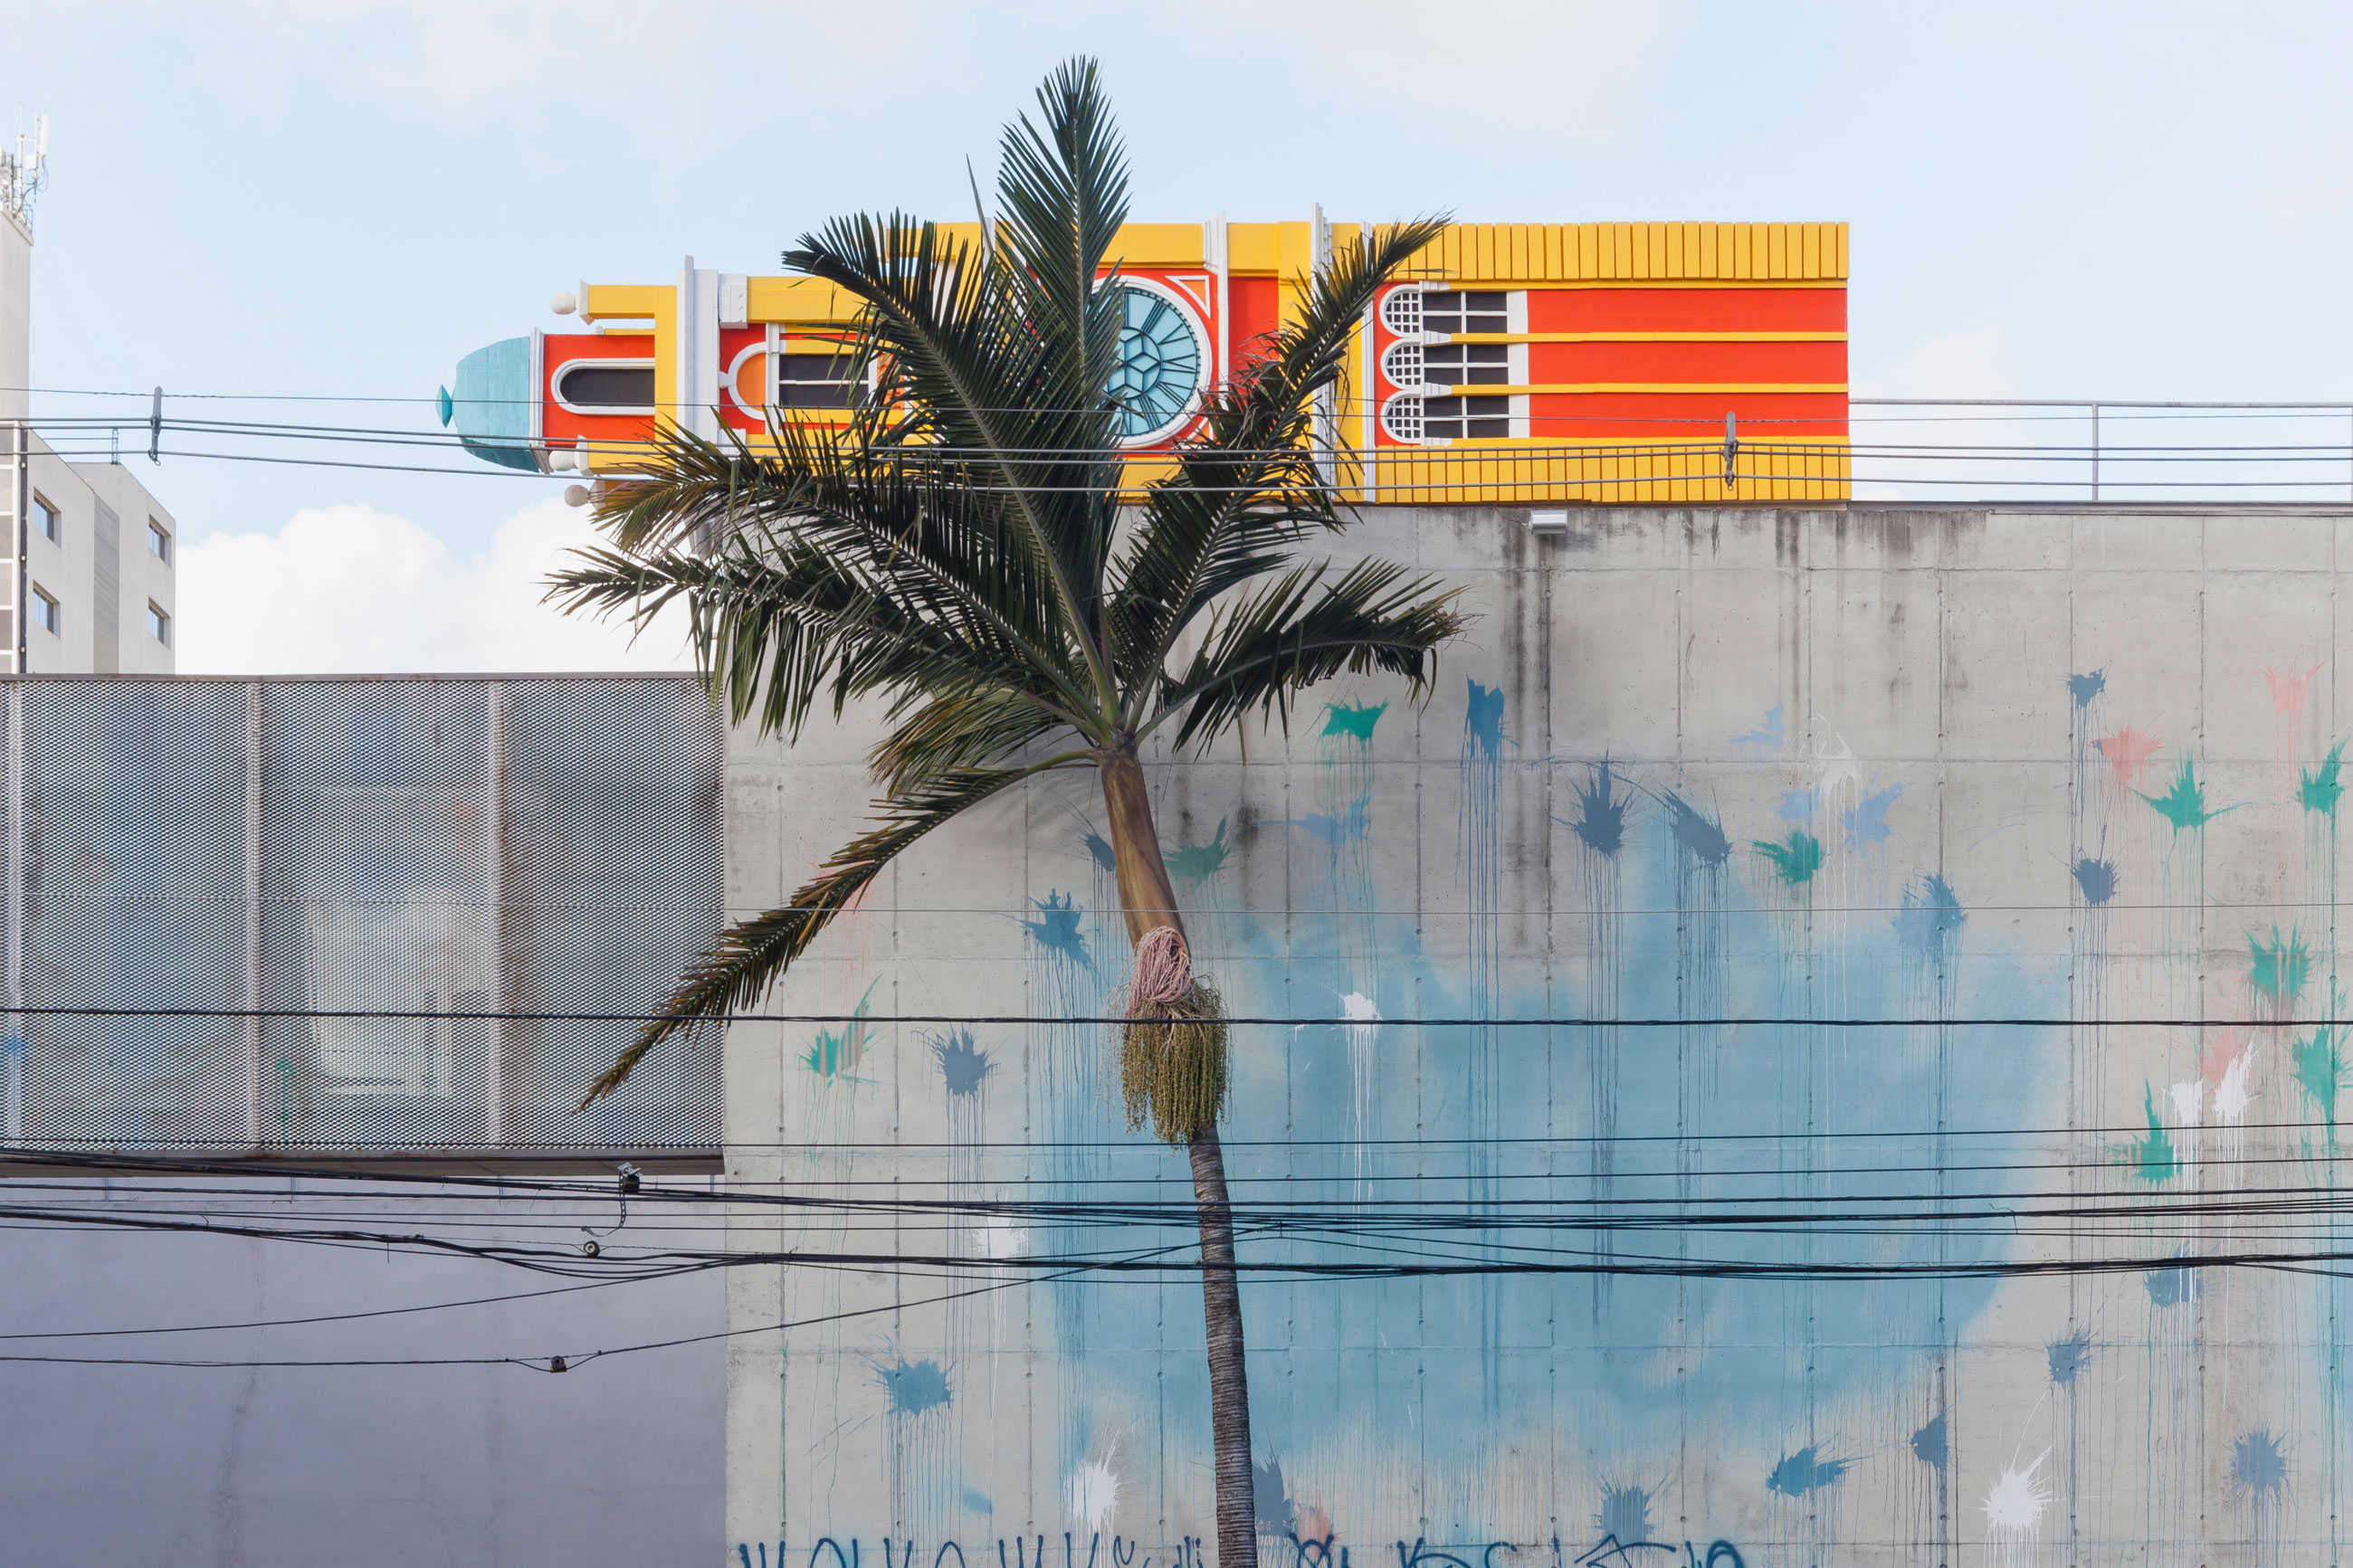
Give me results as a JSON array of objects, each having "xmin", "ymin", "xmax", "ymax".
[
  {"xmin": 2068, "ymin": 670, "xmax": 2107, "ymax": 708},
  {"xmin": 1895, "ymin": 874, "xmax": 1966, "ymax": 956},
  {"xmin": 1910, "ymin": 1413, "xmax": 1948, "ymax": 1470},
  {"xmin": 2073, "ymin": 857, "xmax": 2118, "ymax": 907},
  {"xmin": 2047, "ymin": 1326, "xmax": 2093, "ymax": 1385},
  {"xmin": 1463, "ymin": 679, "xmax": 1507, "ymax": 759},
  {"xmin": 879, "ymin": 1358, "xmax": 950, "ymax": 1414},
  {"xmin": 1596, "ymin": 1483, "xmax": 1654, "ymax": 1544},
  {"xmin": 962, "ymin": 1487, "xmax": 994, "ymax": 1514},
  {"xmin": 1281, "ymin": 795, "xmax": 1372, "ymax": 845},
  {"xmin": 1078, "ymin": 824, "xmax": 1116, "ymax": 873},
  {"xmin": 1766, "ymin": 1446, "xmax": 1853, "ymax": 1497},
  {"xmin": 1776, "ymin": 786, "xmax": 1816, "ymax": 822},
  {"xmin": 1019, "ymin": 891, "xmax": 1091, "ymax": 969},
  {"xmin": 1842, "ymin": 782, "xmax": 1906, "ymax": 849},
  {"xmin": 931, "ymin": 1028, "xmax": 995, "ymax": 1098},
  {"xmin": 2145, "ymin": 1256, "xmax": 2197, "ymax": 1308},
  {"xmin": 1732, "ymin": 705, "xmax": 1784, "ymax": 754},
  {"xmin": 2234, "ymin": 1429, "xmax": 2287, "ymax": 1497},
  {"xmin": 1251, "ymin": 1457, "xmax": 1294, "ymax": 1534},
  {"xmin": 1567, "ymin": 761, "xmax": 1630, "ymax": 857},
  {"xmin": 1662, "ymin": 793, "xmax": 1731, "ymax": 868}
]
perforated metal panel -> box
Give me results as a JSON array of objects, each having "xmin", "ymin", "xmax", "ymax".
[{"xmin": 1, "ymin": 676, "xmax": 724, "ymax": 1157}]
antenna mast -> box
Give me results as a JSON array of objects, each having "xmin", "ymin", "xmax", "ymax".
[{"xmin": 1, "ymin": 115, "xmax": 49, "ymax": 234}]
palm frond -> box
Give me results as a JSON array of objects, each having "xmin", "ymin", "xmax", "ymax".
[
  {"xmin": 1150, "ymin": 559, "xmax": 1466, "ymax": 749},
  {"xmin": 577, "ymin": 752, "xmax": 1093, "ymax": 1106},
  {"xmin": 1107, "ymin": 219, "xmax": 1451, "ymax": 705}
]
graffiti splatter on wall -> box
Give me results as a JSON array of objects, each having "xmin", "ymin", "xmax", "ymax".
[{"xmin": 726, "ymin": 506, "xmax": 2349, "ymax": 1566}]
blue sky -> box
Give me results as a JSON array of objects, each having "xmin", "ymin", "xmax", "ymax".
[{"xmin": 6, "ymin": 2, "xmax": 2349, "ymax": 667}]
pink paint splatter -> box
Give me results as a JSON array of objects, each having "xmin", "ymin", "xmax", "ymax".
[
  {"xmin": 2097, "ymin": 727, "xmax": 2161, "ymax": 789},
  {"xmin": 2264, "ymin": 662, "xmax": 2323, "ymax": 772}
]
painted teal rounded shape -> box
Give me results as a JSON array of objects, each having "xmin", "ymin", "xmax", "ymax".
[
  {"xmin": 1104, "ymin": 285, "xmax": 1203, "ymax": 442},
  {"xmin": 448, "ymin": 338, "xmax": 538, "ymax": 471},
  {"xmin": 435, "ymin": 386, "xmax": 453, "ymax": 427}
]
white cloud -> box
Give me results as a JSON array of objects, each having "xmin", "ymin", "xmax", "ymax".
[
  {"xmin": 1856, "ymin": 323, "xmax": 2017, "ymax": 402},
  {"xmin": 177, "ymin": 497, "xmax": 691, "ymax": 674},
  {"xmin": 1183, "ymin": 0, "xmax": 1694, "ymax": 143},
  {"xmin": 1852, "ymin": 325, "xmax": 2024, "ymax": 503}
]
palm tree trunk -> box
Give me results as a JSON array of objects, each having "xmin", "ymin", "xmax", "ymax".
[{"xmin": 1100, "ymin": 746, "xmax": 1257, "ymax": 1568}]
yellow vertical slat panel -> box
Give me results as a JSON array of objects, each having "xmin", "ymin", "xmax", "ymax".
[
  {"xmin": 1612, "ymin": 224, "xmax": 1632, "ymax": 279},
  {"xmin": 1800, "ymin": 223, "xmax": 1818, "ymax": 279},
  {"xmin": 1699, "ymin": 224, "xmax": 1718, "ymax": 278},
  {"xmin": 1680, "ymin": 222, "xmax": 1699, "ymax": 278},
  {"xmin": 1630, "ymin": 223, "xmax": 1648, "ymax": 279},
  {"xmin": 1514, "ymin": 223, "xmax": 1530, "ymax": 280},
  {"xmin": 1720, "ymin": 223, "xmax": 1738, "ymax": 278},
  {"xmin": 1578, "ymin": 223, "xmax": 1598, "ymax": 278},
  {"xmin": 1663, "ymin": 223, "xmax": 1681, "ymax": 278},
  {"xmin": 1733, "ymin": 225, "xmax": 1750, "ymax": 279},
  {"xmin": 1477, "ymin": 225, "xmax": 1495, "ymax": 280},
  {"xmin": 1649, "ymin": 223, "xmax": 1669, "ymax": 279},
  {"xmin": 1768, "ymin": 225, "xmax": 1786, "ymax": 280},
  {"xmin": 1836, "ymin": 223, "xmax": 1850, "ymax": 278},
  {"xmin": 1544, "ymin": 225, "xmax": 1564, "ymax": 280}
]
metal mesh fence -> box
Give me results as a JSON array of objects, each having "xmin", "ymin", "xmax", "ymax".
[{"xmin": 2, "ymin": 676, "xmax": 724, "ymax": 1156}]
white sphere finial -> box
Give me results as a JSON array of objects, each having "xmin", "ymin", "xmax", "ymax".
[{"xmin": 550, "ymin": 290, "xmax": 577, "ymax": 316}]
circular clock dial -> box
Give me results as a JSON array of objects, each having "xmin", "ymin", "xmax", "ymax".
[{"xmin": 1104, "ymin": 284, "xmax": 1205, "ymax": 442}]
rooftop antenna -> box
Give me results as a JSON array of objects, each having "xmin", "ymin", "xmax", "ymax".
[{"xmin": 1, "ymin": 114, "xmax": 48, "ymax": 233}]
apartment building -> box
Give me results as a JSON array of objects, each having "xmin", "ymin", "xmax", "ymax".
[{"xmin": 1, "ymin": 131, "xmax": 175, "ymax": 674}]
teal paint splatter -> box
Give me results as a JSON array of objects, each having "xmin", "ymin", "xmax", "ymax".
[
  {"xmin": 1894, "ymin": 873, "xmax": 1966, "ymax": 955},
  {"xmin": 1910, "ymin": 1413, "xmax": 1948, "ymax": 1469},
  {"xmin": 1842, "ymin": 782, "xmax": 1905, "ymax": 848},
  {"xmin": 1566, "ymin": 761, "xmax": 1630, "ymax": 857},
  {"xmin": 2072, "ymin": 857, "xmax": 2118, "ymax": 906},
  {"xmin": 1663, "ymin": 794, "xmax": 1731, "ymax": 867},
  {"xmin": 1320, "ymin": 700, "xmax": 1387, "ymax": 741},
  {"xmin": 2126, "ymin": 1085, "xmax": 2180, "ymax": 1184},
  {"xmin": 1463, "ymin": 679, "xmax": 1507, "ymax": 758},
  {"xmin": 2293, "ymin": 1026, "xmax": 2344, "ymax": 1126},
  {"xmin": 878, "ymin": 1358, "xmax": 950, "ymax": 1414},
  {"xmin": 2233, "ymin": 1430, "xmax": 2287, "ymax": 1497},
  {"xmin": 2250, "ymin": 927, "xmax": 2311, "ymax": 1008},
  {"xmin": 2301, "ymin": 741, "xmax": 2346, "ymax": 815},
  {"xmin": 1753, "ymin": 830, "xmax": 1824, "ymax": 887},
  {"xmin": 1020, "ymin": 891, "xmax": 1091, "ymax": 968},
  {"xmin": 804, "ymin": 982, "xmax": 877, "ymax": 1078},
  {"xmin": 2067, "ymin": 670, "xmax": 2107, "ymax": 707},
  {"xmin": 1766, "ymin": 1446, "xmax": 1852, "ymax": 1497},
  {"xmin": 2139, "ymin": 758, "xmax": 2237, "ymax": 832},
  {"xmin": 2047, "ymin": 1326, "xmax": 2094, "ymax": 1384},
  {"xmin": 1166, "ymin": 818, "xmax": 1230, "ymax": 886}
]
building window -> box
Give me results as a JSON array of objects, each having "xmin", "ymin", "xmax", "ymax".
[
  {"xmin": 31, "ymin": 585, "xmax": 58, "ymax": 636},
  {"xmin": 147, "ymin": 603, "xmax": 169, "ymax": 645},
  {"xmin": 148, "ymin": 519, "xmax": 171, "ymax": 562},
  {"xmin": 776, "ymin": 352, "xmax": 858, "ymax": 409},
  {"xmin": 31, "ymin": 493, "xmax": 58, "ymax": 543},
  {"xmin": 1423, "ymin": 290, "xmax": 1510, "ymax": 335},
  {"xmin": 551, "ymin": 361, "xmax": 656, "ymax": 411}
]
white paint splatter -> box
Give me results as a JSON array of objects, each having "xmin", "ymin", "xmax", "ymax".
[
  {"xmin": 2215, "ymin": 1045, "xmax": 2255, "ymax": 1124},
  {"xmin": 1983, "ymin": 1449, "xmax": 2050, "ymax": 1539},
  {"xmin": 1808, "ymin": 717, "xmax": 1862, "ymax": 818},
  {"xmin": 1066, "ymin": 1459, "xmax": 1119, "ymax": 1533},
  {"xmin": 1338, "ymin": 992, "xmax": 1381, "ymax": 1050},
  {"xmin": 2169, "ymin": 1079, "xmax": 2204, "ymax": 1128},
  {"xmin": 972, "ymin": 1213, "xmax": 1029, "ymax": 1259}
]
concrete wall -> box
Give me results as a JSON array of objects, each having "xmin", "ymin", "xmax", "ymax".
[{"xmin": 724, "ymin": 504, "xmax": 2353, "ymax": 1567}]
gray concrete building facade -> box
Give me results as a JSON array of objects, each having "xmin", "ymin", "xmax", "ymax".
[{"xmin": 723, "ymin": 502, "xmax": 2353, "ymax": 1568}]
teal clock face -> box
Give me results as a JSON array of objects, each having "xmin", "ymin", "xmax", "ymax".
[{"xmin": 1104, "ymin": 285, "xmax": 1205, "ymax": 442}]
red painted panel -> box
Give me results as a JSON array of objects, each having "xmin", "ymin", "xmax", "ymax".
[
  {"xmin": 1522, "ymin": 392, "xmax": 1848, "ymax": 441},
  {"xmin": 543, "ymin": 333, "xmax": 659, "ymax": 447},
  {"xmin": 1227, "ymin": 277, "xmax": 1282, "ymax": 368},
  {"xmin": 719, "ymin": 326, "xmax": 767, "ymax": 432},
  {"xmin": 1526, "ymin": 340, "xmax": 1847, "ymax": 384},
  {"xmin": 1525, "ymin": 288, "xmax": 1846, "ymax": 334}
]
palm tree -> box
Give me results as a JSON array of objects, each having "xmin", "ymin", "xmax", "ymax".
[{"xmin": 553, "ymin": 59, "xmax": 1462, "ymax": 1568}]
